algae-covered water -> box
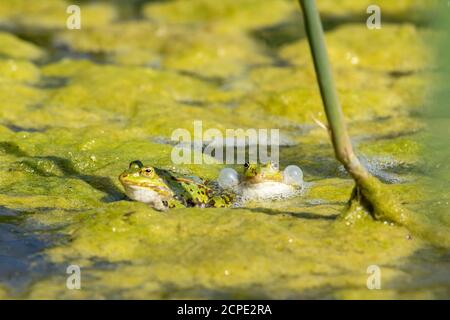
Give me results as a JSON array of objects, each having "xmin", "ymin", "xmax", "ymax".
[{"xmin": 0, "ymin": 0, "xmax": 449, "ymax": 299}]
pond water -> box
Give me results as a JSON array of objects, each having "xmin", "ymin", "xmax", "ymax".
[{"xmin": 0, "ymin": 0, "xmax": 449, "ymax": 299}]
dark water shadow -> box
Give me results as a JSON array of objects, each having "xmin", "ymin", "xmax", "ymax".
[
  {"xmin": 248, "ymin": 207, "xmax": 338, "ymax": 221},
  {"xmin": 33, "ymin": 76, "xmax": 70, "ymax": 89},
  {"xmin": 385, "ymin": 246, "xmax": 450, "ymax": 298},
  {"xmin": 0, "ymin": 141, "xmax": 124, "ymax": 202},
  {"xmin": 251, "ymin": 13, "xmax": 305, "ymax": 51},
  {"xmin": 113, "ymin": 278, "xmax": 338, "ymax": 299},
  {"xmin": 177, "ymin": 70, "xmax": 225, "ymax": 87},
  {"xmin": 0, "ymin": 25, "xmax": 111, "ymax": 67},
  {"xmin": 0, "ymin": 206, "xmax": 63, "ymax": 296},
  {"xmin": 320, "ymin": 12, "xmax": 433, "ymax": 30},
  {"xmin": 2, "ymin": 123, "xmax": 46, "ymax": 133},
  {"xmin": 76, "ymin": 0, "xmax": 164, "ymax": 20},
  {"xmin": 278, "ymin": 144, "xmax": 341, "ymax": 180}
]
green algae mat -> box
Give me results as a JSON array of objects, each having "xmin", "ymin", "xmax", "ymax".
[{"xmin": 0, "ymin": 0, "xmax": 449, "ymax": 299}]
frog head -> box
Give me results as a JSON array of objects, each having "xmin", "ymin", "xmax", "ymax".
[
  {"xmin": 242, "ymin": 161, "xmax": 283, "ymax": 184},
  {"xmin": 119, "ymin": 160, "xmax": 173, "ymax": 208},
  {"xmin": 119, "ymin": 160, "xmax": 157, "ymax": 187}
]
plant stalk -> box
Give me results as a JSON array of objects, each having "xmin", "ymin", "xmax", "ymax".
[{"xmin": 298, "ymin": 0, "xmax": 368, "ymax": 180}]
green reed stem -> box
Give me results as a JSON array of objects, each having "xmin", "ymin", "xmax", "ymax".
[{"xmin": 298, "ymin": 0, "xmax": 366, "ymax": 176}]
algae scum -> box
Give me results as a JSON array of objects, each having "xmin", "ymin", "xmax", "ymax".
[{"xmin": 0, "ymin": 0, "xmax": 449, "ymax": 299}]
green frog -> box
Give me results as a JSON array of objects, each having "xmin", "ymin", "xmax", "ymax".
[
  {"xmin": 236, "ymin": 161, "xmax": 303, "ymax": 201},
  {"xmin": 119, "ymin": 160, "xmax": 232, "ymax": 211}
]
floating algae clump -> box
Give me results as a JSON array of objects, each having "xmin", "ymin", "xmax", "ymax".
[
  {"xmin": 55, "ymin": 21, "xmax": 162, "ymax": 66},
  {"xmin": 56, "ymin": 21, "xmax": 271, "ymax": 78},
  {"xmin": 0, "ymin": 32, "xmax": 45, "ymax": 60},
  {"xmin": 0, "ymin": 1, "xmax": 117, "ymax": 31},
  {"xmin": 0, "ymin": 59, "xmax": 40, "ymax": 84},
  {"xmin": 143, "ymin": 0, "xmax": 296, "ymax": 31},
  {"xmin": 281, "ymin": 24, "xmax": 435, "ymax": 72},
  {"xmin": 248, "ymin": 86, "xmax": 406, "ymax": 124}
]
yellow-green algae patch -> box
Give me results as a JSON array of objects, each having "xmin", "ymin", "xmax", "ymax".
[
  {"xmin": 160, "ymin": 29, "xmax": 271, "ymax": 79},
  {"xmin": 142, "ymin": 0, "xmax": 296, "ymax": 32},
  {"xmin": 0, "ymin": 32, "xmax": 45, "ymax": 61},
  {"xmin": 0, "ymin": 1, "xmax": 117, "ymax": 31},
  {"xmin": 248, "ymin": 65, "xmax": 431, "ymax": 108},
  {"xmin": 243, "ymin": 61, "xmax": 430, "ymax": 130},
  {"xmin": 54, "ymin": 21, "xmax": 161, "ymax": 65},
  {"xmin": 0, "ymin": 285, "xmax": 8, "ymax": 299},
  {"xmin": 41, "ymin": 59, "xmax": 239, "ymax": 109},
  {"xmin": 29, "ymin": 202, "xmax": 422, "ymax": 299},
  {"xmin": 281, "ymin": 24, "xmax": 435, "ymax": 72},
  {"xmin": 242, "ymin": 86, "xmax": 409, "ymax": 124},
  {"xmin": 0, "ymin": 83, "xmax": 46, "ymax": 129},
  {"xmin": 0, "ymin": 59, "xmax": 40, "ymax": 84},
  {"xmin": 37, "ymin": 59, "xmax": 294, "ymax": 137},
  {"xmin": 358, "ymin": 136, "xmax": 421, "ymax": 164},
  {"xmin": 55, "ymin": 21, "xmax": 271, "ymax": 78}
]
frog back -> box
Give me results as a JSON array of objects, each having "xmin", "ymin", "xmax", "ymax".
[{"xmin": 156, "ymin": 169, "xmax": 211, "ymax": 207}]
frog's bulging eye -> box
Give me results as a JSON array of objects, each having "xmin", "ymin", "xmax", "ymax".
[
  {"xmin": 244, "ymin": 162, "xmax": 250, "ymax": 169},
  {"xmin": 141, "ymin": 167, "xmax": 154, "ymax": 176},
  {"xmin": 129, "ymin": 160, "xmax": 143, "ymax": 170}
]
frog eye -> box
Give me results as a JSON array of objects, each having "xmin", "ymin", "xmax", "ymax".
[
  {"xmin": 129, "ymin": 160, "xmax": 143, "ymax": 170},
  {"xmin": 244, "ymin": 162, "xmax": 250, "ymax": 169},
  {"xmin": 141, "ymin": 167, "xmax": 154, "ymax": 176}
]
